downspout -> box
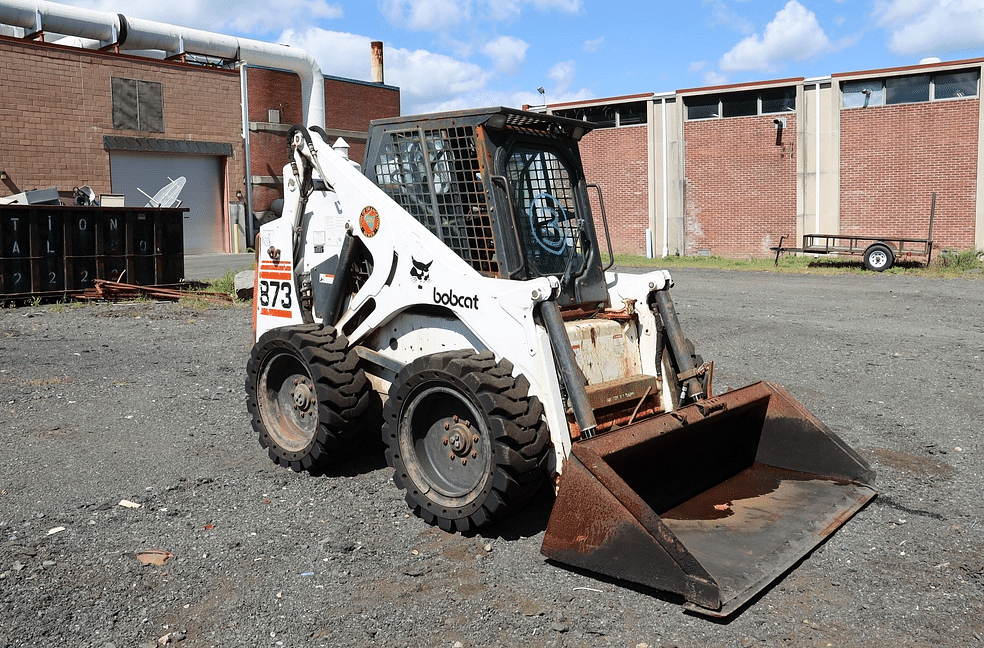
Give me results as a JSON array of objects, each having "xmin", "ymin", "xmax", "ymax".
[
  {"xmin": 815, "ymin": 81, "xmax": 821, "ymax": 233},
  {"xmin": 661, "ymin": 96, "xmax": 669, "ymax": 257},
  {"xmin": 240, "ymin": 62, "xmax": 254, "ymax": 242}
]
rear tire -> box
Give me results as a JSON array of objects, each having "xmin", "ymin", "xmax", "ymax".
[
  {"xmin": 383, "ymin": 350, "xmax": 550, "ymax": 533},
  {"xmin": 246, "ymin": 324, "xmax": 370, "ymax": 472},
  {"xmin": 863, "ymin": 244, "xmax": 894, "ymax": 272}
]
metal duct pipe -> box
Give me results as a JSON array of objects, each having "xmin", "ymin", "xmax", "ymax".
[{"xmin": 0, "ymin": 0, "xmax": 326, "ymax": 127}]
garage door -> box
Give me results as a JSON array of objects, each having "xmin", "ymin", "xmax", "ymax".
[{"xmin": 110, "ymin": 152, "xmax": 224, "ymax": 254}]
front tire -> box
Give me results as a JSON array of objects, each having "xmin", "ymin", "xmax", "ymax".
[
  {"xmin": 246, "ymin": 324, "xmax": 370, "ymax": 471},
  {"xmin": 383, "ymin": 350, "xmax": 550, "ymax": 533}
]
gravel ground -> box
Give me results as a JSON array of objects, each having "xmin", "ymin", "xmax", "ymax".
[{"xmin": 1, "ymin": 268, "xmax": 982, "ymax": 648}]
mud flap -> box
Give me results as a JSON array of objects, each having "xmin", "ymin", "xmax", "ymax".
[{"xmin": 541, "ymin": 381, "xmax": 876, "ymax": 617}]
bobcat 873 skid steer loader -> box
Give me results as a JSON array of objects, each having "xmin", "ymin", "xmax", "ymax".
[{"xmin": 246, "ymin": 107, "xmax": 875, "ymax": 617}]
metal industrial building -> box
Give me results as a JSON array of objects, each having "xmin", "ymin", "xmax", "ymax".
[
  {"xmin": 0, "ymin": 0, "xmax": 399, "ymax": 255},
  {"xmin": 541, "ymin": 58, "xmax": 984, "ymax": 259}
]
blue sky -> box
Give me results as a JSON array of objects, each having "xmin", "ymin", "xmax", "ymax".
[{"xmin": 48, "ymin": 0, "xmax": 984, "ymax": 113}]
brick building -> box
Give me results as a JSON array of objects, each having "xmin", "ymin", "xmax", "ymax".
[
  {"xmin": 547, "ymin": 58, "xmax": 984, "ymax": 259},
  {"xmin": 1, "ymin": 28, "xmax": 399, "ymax": 254}
]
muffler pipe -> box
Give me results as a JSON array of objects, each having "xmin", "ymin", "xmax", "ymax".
[{"xmin": 653, "ymin": 288, "xmax": 704, "ymax": 402}]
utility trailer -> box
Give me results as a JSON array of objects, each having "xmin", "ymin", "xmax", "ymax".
[{"xmin": 771, "ymin": 194, "xmax": 936, "ymax": 271}]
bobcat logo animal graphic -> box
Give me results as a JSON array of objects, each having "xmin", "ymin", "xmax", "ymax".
[{"xmin": 410, "ymin": 257, "xmax": 433, "ymax": 288}]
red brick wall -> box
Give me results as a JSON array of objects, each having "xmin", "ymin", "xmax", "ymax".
[
  {"xmin": 579, "ymin": 125, "xmax": 650, "ymax": 255},
  {"xmin": 683, "ymin": 115, "xmax": 797, "ymax": 257},
  {"xmin": 840, "ymin": 100, "xmax": 979, "ymax": 249},
  {"xmin": 246, "ymin": 68, "xmax": 400, "ymax": 212},
  {"xmin": 0, "ymin": 35, "xmax": 244, "ymax": 205}
]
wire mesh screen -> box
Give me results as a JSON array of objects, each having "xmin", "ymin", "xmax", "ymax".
[
  {"xmin": 372, "ymin": 126, "xmax": 498, "ymax": 276},
  {"xmin": 505, "ymin": 146, "xmax": 585, "ymax": 277}
]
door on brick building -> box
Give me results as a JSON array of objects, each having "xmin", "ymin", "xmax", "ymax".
[{"xmin": 109, "ymin": 152, "xmax": 225, "ymax": 254}]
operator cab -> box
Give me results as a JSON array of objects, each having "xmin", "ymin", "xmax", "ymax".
[{"xmin": 363, "ymin": 107, "xmax": 611, "ymax": 308}]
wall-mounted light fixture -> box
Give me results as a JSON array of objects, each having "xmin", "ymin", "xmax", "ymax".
[
  {"xmin": 537, "ymin": 86, "xmax": 546, "ymax": 107},
  {"xmin": 0, "ymin": 171, "xmax": 7, "ymax": 181},
  {"xmin": 236, "ymin": 190, "xmax": 244, "ymax": 201}
]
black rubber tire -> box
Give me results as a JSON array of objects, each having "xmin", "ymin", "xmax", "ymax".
[
  {"xmin": 382, "ymin": 350, "xmax": 550, "ymax": 533},
  {"xmin": 246, "ymin": 324, "xmax": 370, "ymax": 472},
  {"xmin": 863, "ymin": 244, "xmax": 895, "ymax": 272}
]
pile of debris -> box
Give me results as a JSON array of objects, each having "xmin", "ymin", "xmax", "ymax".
[{"xmin": 80, "ymin": 279, "xmax": 233, "ymax": 304}]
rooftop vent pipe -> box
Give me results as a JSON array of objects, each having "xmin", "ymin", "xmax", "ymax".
[{"xmin": 0, "ymin": 0, "xmax": 326, "ymax": 127}]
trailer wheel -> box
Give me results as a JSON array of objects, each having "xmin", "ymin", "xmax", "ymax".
[
  {"xmin": 383, "ymin": 350, "xmax": 550, "ymax": 533},
  {"xmin": 863, "ymin": 244, "xmax": 894, "ymax": 272},
  {"xmin": 246, "ymin": 324, "xmax": 370, "ymax": 472}
]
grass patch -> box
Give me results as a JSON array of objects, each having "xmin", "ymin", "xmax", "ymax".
[
  {"xmin": 613, "ymin": 249, "xmax": 984, "ymax": 278},
  {"xmin": 206, "ymin": 268, "xmax": 239, "ymax": 297}
]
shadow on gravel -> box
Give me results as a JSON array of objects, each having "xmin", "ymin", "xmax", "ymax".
[
  {"xmin": 478, "ymin": 486, "xmax": 558, "ymax": 542},
  {"xmin": 807, "ymin": 258, "xmax": 924, "ymax": 271}
]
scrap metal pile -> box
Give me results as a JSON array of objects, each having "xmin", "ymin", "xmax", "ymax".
[{"xmin": 79, "ymin": 279, "xmax": 233, "ymax": 304}]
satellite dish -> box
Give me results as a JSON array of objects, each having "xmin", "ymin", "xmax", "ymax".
[{"xmin": 138, "ymin": 176, "xmax": 186, "ymax": 208}]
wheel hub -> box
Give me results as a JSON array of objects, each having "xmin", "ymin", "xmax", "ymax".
[
  {"xmin": 292, "ymin": 378, "xmax": 315, "ymax": 416},
  {"xmin": 445, "ymin": 417, "xmax": 478, "ymax": 459}
]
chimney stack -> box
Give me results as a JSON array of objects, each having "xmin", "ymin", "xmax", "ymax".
[{"xmin": 371, "ymin": 41, "xmax": 384, "ymax": 84}]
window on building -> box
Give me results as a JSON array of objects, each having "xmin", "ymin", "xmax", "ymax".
[
  {"xmin": 886, "ymin": 74, "xmax": 930, "ymax": 104},
  {"xmin": 685, "ymin": 87, "xmax": 796, "ymax": 120},
  {"xmin": 112, "ymin": 77, "xmax": 164, "ymax": 132},
  {"xmin": 554, "ymin": 101, "xmax": 647, "ymax": 128},
  {"xmin": 935, "ymin": 71, "xmax": 979, "ymax": 99},
  {"xmin": 842, "ymin": 80, "xmax": 884, "ymax": 108},
  {"xmin": 761, "ymin": 88, "xmax": 797, "ymax": 113},
  {"xmin": 842, "ymin": 69, "xmax": 979, "ymax": 108}
]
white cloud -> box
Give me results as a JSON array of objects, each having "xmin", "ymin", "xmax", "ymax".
[
  {"xmin": 704, "ymin": 0, "xmax": 754, "ymax": 34},
  {"xmin": 874, "ymin": 0, "xmax": 984, "ymax": 56},
  {"xmin": 380, "ymin": 0, "xmax": 472, "ymax": 32},
  {"xmin": 583, "ymin": 37, "xmax": 605, "ymax": 53},
  {"xmin": 688, "ymin": 61, "xmax": 708, "ymax": 73},
  {"xmin": 383, "ymin": 0, "xmax": 579, "ymax": 30},
  {"xmin": 482, "ymin": 36, "xmax": 529, "ymax": 74},
  {"xmin": 549, "ymin": 60, "xmax": 576, "ymax": 94},
  {"xmin": 282, "ymin": 28, "xmax": 493, "ymax": 113},
  {"xmin": 719, "ymin": 0, "xmax": 833, "ymax": 73},
  {"xmin": 65, "ymin": 0, "xmax": 342, "ymax": 37},
  {"xmin": 704, "ymin": 70, "xmax": 729, "ymax": 86}
]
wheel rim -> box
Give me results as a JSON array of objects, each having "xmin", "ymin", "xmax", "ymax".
[
  {"xmin": 402, "ymin": 384, "xmax": 492, "ymax": 500},
  {"xmin": 257, "ymin": 350, "xmax": 318, "ymax": 453},
  {"xmin": 869, "ymin": 250, "xmax": 889, "ymax": 269}
]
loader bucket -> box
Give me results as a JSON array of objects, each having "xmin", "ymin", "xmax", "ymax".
[{"xmin": 542, "ymin": 381, "xmax": 875, "ymax": 617}]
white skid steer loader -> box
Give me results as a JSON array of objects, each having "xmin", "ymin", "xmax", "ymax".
[{"xmin": 246, "ymin": 107, "xmax": 875, "ymax": 617}]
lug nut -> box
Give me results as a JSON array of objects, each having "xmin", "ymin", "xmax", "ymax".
[
  {"xmin": 444, "ymin": 422, "xmax": 450, "ymax": 430},
  {"xmin": 453, "ymin": 415, "xmax": 459, "ymax": 423},
  {"xmin": 461, "ymin": 458, "xmax": 467, "ymax": 465},
  {"xmin": 472, "ymin": 435, "xmax": 479, "ymax": 443},
  {"xmin": 449, "ymin": 452, "xmax": 456, "ymax": 460},
  {"xmin": 471, "ymin": 451, "xmax": 477, "ymax": 458},
  {"xmin": 464, "ymin": 420, "xmax": 471, "ymax": 428},
  {"xmin": 442, "ymin": 437, "xmax": 449, "ymax": 445}
]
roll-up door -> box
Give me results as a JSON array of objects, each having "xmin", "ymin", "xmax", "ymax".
[{"xmin": 109, "ymin": 152, "xmax": 224, "ymax": 254}]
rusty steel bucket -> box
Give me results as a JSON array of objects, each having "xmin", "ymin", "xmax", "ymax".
[{"xmin": 542, "ymin": 381, "xmax": 876, "ymax": 617}]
